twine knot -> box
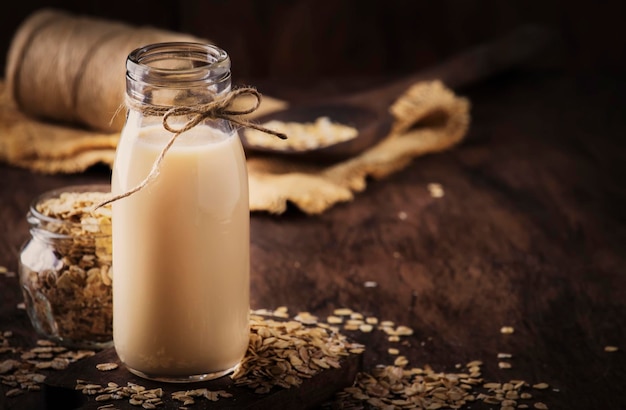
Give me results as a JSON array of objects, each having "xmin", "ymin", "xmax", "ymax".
[
  {"xmin": 159, "ymin": 87, "xmax": 287, "ymax": 139},
  {"xmin": 94, "ymin": 87, "xmax": 285, "ymax": 210}
]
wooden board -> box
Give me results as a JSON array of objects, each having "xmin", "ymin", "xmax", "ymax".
[{"xmin": 42, "ymin": 346, "xmax": 362, "ymax": 410}]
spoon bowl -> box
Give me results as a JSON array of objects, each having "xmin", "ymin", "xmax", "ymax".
[{"xmin": 240, "ymin": 103, "xmax": 393, "ymax": 162}]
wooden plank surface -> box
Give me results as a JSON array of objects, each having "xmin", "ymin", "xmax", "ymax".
[{"xmin": 1, "ymin": 70, "xmax": 626, "ymax": 409}]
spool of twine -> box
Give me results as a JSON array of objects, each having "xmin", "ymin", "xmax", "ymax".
[{"xmin": 5, "ymin": 8, "xmax": 202, "ymax": 133}]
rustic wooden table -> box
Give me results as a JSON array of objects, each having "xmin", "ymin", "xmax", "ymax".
[{"xmin": 1, "ymin": 69, "xmax": 625, "ymax": 409}]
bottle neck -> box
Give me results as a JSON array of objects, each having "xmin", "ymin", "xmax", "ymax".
[{"xmin": 125, "ymin": 42, "xmax": 232, "ymax": 107}]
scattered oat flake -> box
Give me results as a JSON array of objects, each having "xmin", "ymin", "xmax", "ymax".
[
  {"xmin": 333, "ymin": 308, "xmax": 353, "ymax": 316},
  {"xmin": 395, "ymin": 326, "xmax": 413, "ymax": 336},
  {"xmin": 604, "ymin": 345, "xmax": 619, "ymax": 352},
  {"xmin": 427, "ymin": 183, "xmax": 445, "ymax": 198},
  {"xmin": 95, "ymin": 362, "xmax": 118, "ymax": 371},
  {"xmin": 532, "ymin": 383, "xmax": 550, "ymax": 389},
  {"xmin": 398, "ymin": 211, "xmax": 408, "ymax": 220},
  {"xmin": 534, "ymin": 403, "xmax": 549, "ymax": 409},
  {"xmin": 393, "ymin": 356, "xmax": 408, "ymax": 367},
  {"xmin": 0, "ymin": 266, "xmax": 15, "ymax": 277},
  {"xmin": 359, "ymin": 324, "xmax": 373, "ymax": 333},
  {"xmin": 498, "ymin": 361, "xmax": 512, "ymax": 369},
  {"xmin": 294, "ymin": 312, "xmax": 318, "ymax": 325},
  {"xmin": 346, "ymin": 319, "xmax": 364, "ymax": 326},
  {"xmin": 326, "ymin": 315, "xmax": 343, "ymax": 324},
  {"xmin": 498, "ymin": 352, "xmax": 513, "ymax": 359},
  {"xmin": 272, "ymin": 306, "xmax": 290, "ymax": 318},
  {"xmin": 364, "ymin": 281, "xmax": 378, "ymax": 288},
  {"xmin": 365, "ymin": 317, "xmax": 378, "ymax": 325},
  {"xmin": 6, "ymin": 388, "xmax": 23, "ymax": 397},
  {"xmin": 274, "ymin": 306, "xmax": 288, "ymax": 314},
  {"xmin": 500, "ymin": 326, "xmax": 515, "ymax": 334},
  {"xmin": 388, "ymin": 348, "xmax": 400, "ymax": 355}
]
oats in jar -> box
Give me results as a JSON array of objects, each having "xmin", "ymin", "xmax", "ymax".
[{"xmin": 18, "ymin": 185, "xmax": 113, "ymax": 349}]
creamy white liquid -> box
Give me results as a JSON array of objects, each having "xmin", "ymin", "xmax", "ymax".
[{"xmin": 111, "ymin": 120, "xmax": 249, "ymax": 378}]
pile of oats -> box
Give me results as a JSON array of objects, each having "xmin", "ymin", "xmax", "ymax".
[
  {"xmin": 74, "ymin": 313, "xmax": 364, "ymax": 409},
  {"xmin": 317, "ymin": 309, "xmax": 554, "ymax": 410},
  {"xmin": 330, "ymin": 361, "xmax": 551, "ymax": 410},
  {"xmin": 75, "ymin": 379, "xmax": 233, "ymax": 410},
  {"xmin": 231, "ymin": 314, "xmax": 365, "ymax": 394},
  {"xmin": 76, "ymin": 380, "xmax": 166, "ymax": 409},
  {"xmin": 241, "ymin": 309, "xmax": 553, "ymax": 410},
  {"xmin": 3, "ymin": 300, "xmax": 556, "ymax": 410},
  {"xmin": 1, "ymin": 331, "xmax": 95, "ymax": 398},
  {"xmin": 19, "ymin": 190, "xmax": 113, "ymax": 346},
  {"xmin": 66, "ymin": 311, "xmax": 365, "ymax": 408}
]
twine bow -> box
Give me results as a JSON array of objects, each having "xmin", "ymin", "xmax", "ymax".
[{"xmin": 94, "ymin": 87, "xmax": 286, "ymax": 210}]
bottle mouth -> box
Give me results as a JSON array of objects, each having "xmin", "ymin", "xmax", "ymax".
[{"xmin": 126, "ymin": 42, "xmax": 231, "ymax": 89}]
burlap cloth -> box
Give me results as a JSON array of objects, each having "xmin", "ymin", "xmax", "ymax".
[{"xmin": 0, "ymin": 79, "xmax": 469, "ymax": 214}]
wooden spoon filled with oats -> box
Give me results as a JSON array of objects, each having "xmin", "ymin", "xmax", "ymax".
[{"xmin": 240, "ymin": 25, "xmax": 554, "ymax": 162}]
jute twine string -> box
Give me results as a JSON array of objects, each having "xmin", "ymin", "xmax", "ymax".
[{"xmin": 94, "ymin": 87, "xmax": 286, "ymax": 210}]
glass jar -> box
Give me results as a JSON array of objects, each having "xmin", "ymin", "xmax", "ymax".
[
  {"xmin": 18, "ymin": 184, "xmax": 113, "ymax": 350},
  {"xmin": 111, "ymin": 42, "xmax": 250, "ymax": 382}
]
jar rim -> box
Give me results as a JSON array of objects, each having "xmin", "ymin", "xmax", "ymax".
[{"xmin": 28, "ymin": 184, "xmax": 112, "ymax": 232}]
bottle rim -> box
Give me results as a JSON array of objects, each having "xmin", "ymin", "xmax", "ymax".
[{"xmin": 126, "ymin": 42, "xmax": 231, "ymax": 89}]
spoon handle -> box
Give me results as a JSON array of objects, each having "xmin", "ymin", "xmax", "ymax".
[{"xmin": 345, "ymin": 24, "xmax": 558, "ymax": 111}]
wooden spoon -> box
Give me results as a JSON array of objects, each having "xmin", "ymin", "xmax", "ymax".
[{"xmin": 240, "ymin": 25, "xmax": 556, "ymax": 162}]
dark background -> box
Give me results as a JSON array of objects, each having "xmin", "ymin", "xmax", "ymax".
[
  {"xmin": 0, "ymin": 0, "xmax": 624, "ymax": 82},
  {"xmin": 2, "ymin": 2, "xmax": 626, "ymax": 410}
]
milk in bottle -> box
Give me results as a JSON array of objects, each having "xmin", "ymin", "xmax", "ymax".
[{"xmin": 111, "ymin": 42, "xmax": 249, "ymax": 382}]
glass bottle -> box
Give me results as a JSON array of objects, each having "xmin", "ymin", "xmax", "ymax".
[
  {"xmin": 19, "ymin": 184, "xmax": 113, "ymax": 350},
  {"xmin": 111, "ymin": 42, "xmax": 250, "ymax": 382}
]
